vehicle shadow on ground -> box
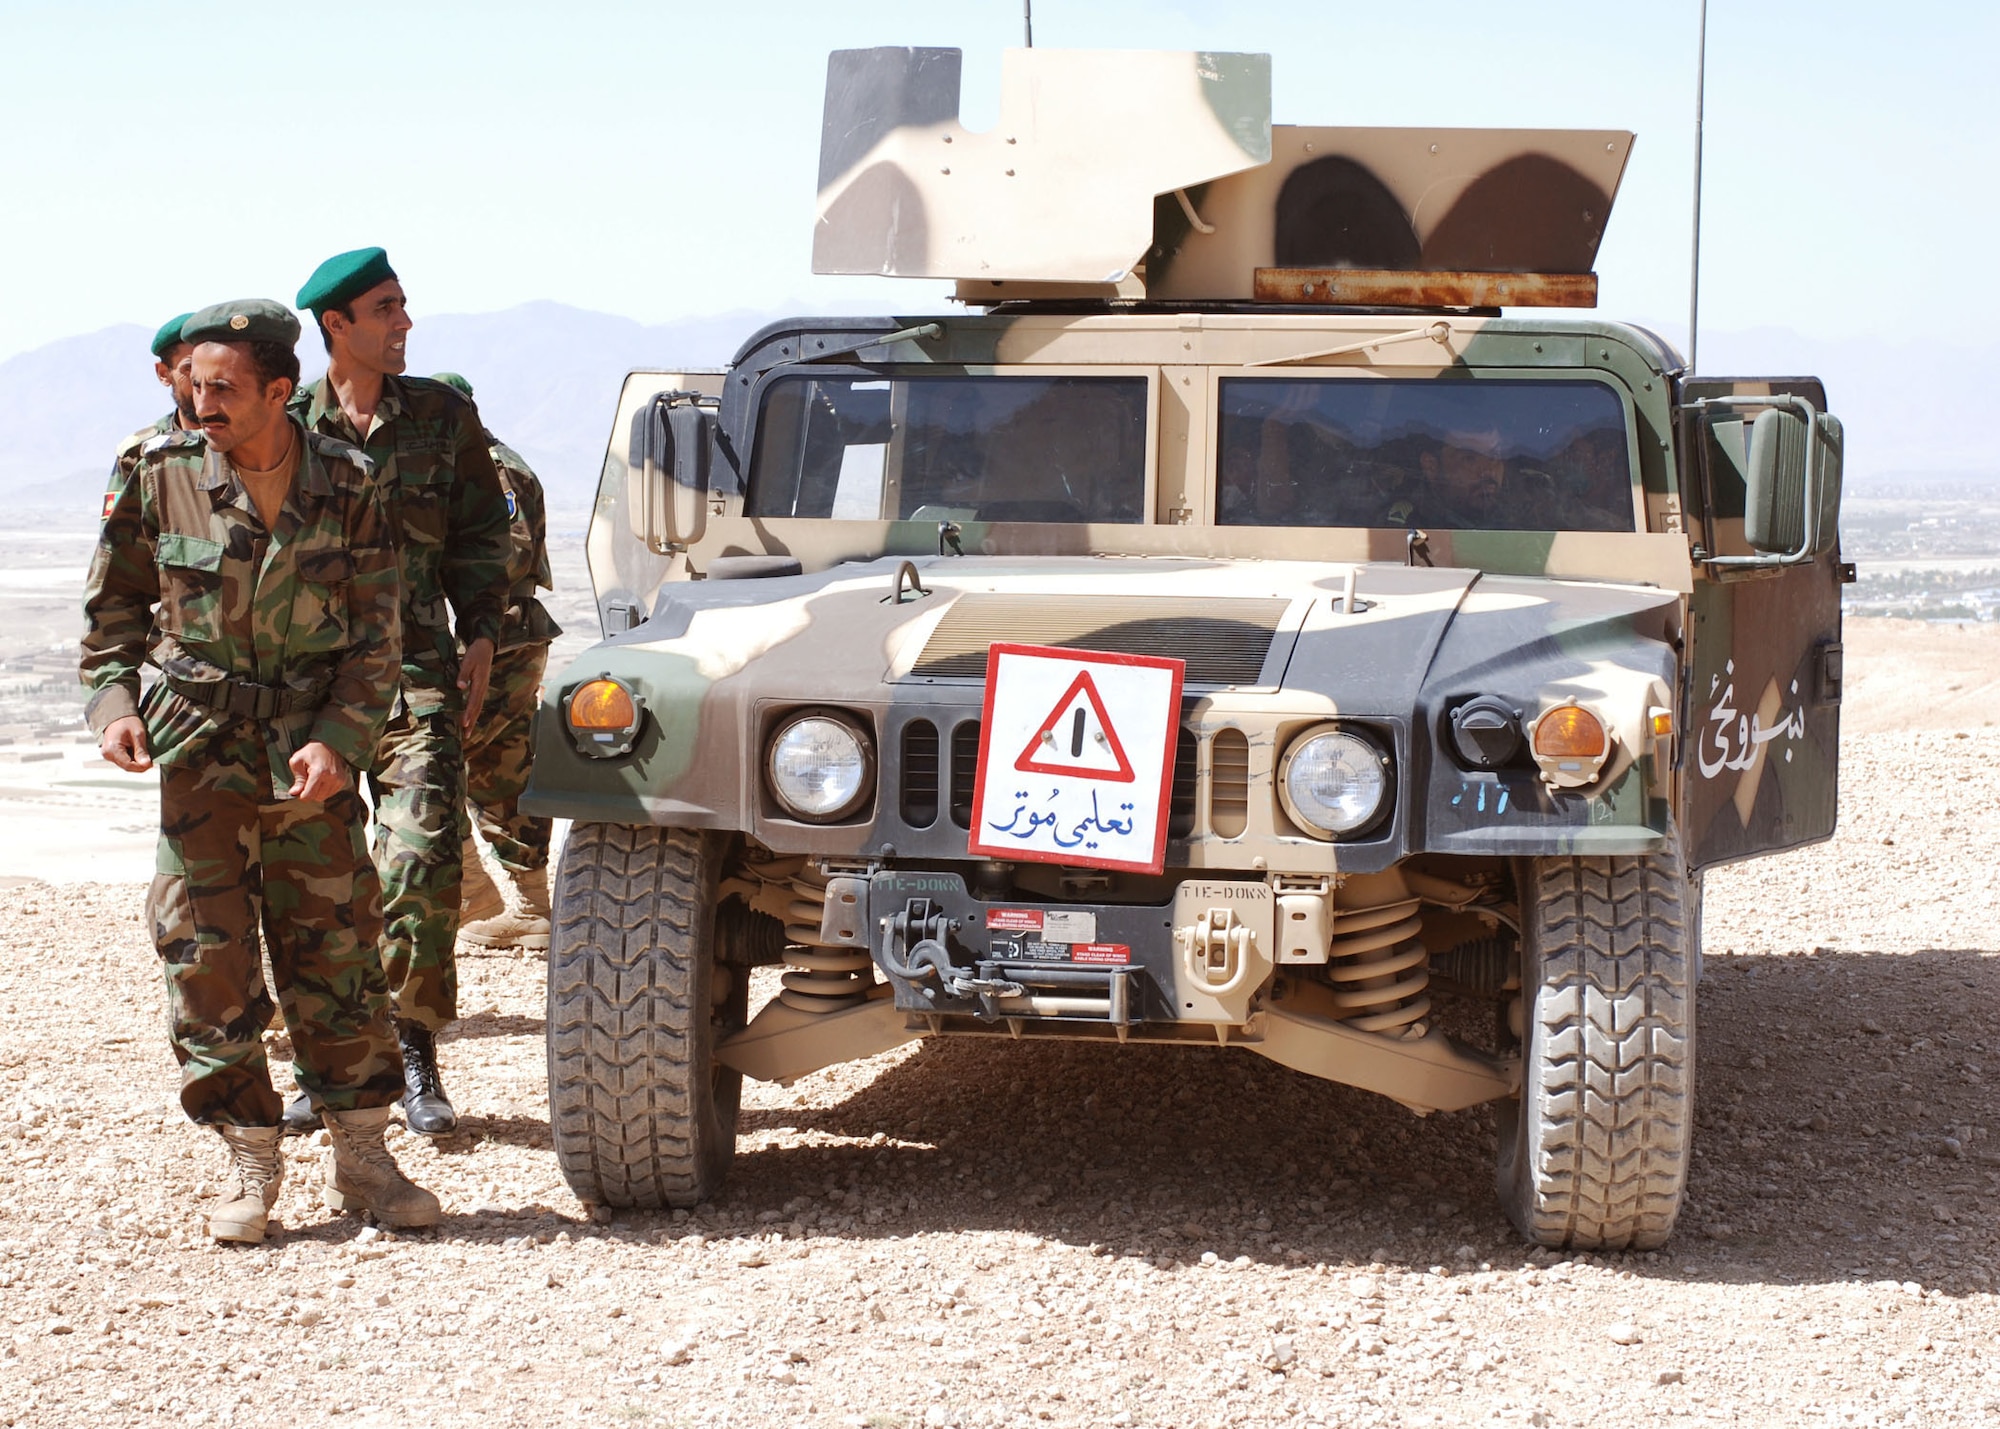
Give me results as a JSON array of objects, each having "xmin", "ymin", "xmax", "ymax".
[{"xmin": 628, "ymin": 947, "xmax": 2000, "ymax": 1296}]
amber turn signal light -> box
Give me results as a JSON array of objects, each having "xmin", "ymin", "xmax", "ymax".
[
  {"xmin": 1532, "ymin": 704, "xmax": 1608, "ymax": 760},
  {"xmin": 569, "ymin": 679, "xmax": 636, "ymax": 731}
]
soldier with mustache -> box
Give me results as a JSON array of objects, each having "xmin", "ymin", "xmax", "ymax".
[{"xmin": 82, "ymin": 299, "xmax": 439, "ymax": 1241}]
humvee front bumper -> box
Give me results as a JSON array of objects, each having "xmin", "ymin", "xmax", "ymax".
[
  {"xmin": 714, "ymin": 862, "xmax": 1519, "ymax": 1110},
  {"xmin": 866, "ymin": 870, "xmax": 1279, "ymax": 1028}
]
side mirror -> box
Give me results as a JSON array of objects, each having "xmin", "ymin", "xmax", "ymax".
[
  {"xmin": 1744, "ymin": 406, "xmax": 1843, "ymax": 558},
  {"xmin": 633, "ymin": 392, "xmax": 716, "ymax": 552}
]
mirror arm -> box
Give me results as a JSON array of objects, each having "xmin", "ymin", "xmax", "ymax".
[{"xmin": 1688, "ymin": 393, "xmax": 1823, "ymax": 568}]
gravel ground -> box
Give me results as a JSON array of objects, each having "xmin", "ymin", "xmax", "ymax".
[{"xmin": 3, "ymin": 629, "xmax": 1998, "ymax": 1428}]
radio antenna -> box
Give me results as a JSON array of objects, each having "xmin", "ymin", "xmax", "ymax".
[
  {"xmin": 1024, "ymin": 0, "xmax": 1033, "ymax": 47},
  {"xmin": 1688, "ymin": 0, "xmax": 1708, "ymax": 373}
]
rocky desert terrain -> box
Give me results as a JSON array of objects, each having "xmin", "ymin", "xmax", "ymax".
[{"xmin": 2, "ymin": 613, "xmax": 1998, "ymax": 1429}]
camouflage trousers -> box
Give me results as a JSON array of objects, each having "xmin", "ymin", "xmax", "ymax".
[
  {"xmin": 463, "ymin": 642, "xmax": 552, "ymax": 872},
  {"xmin": 365, "ymin": 709, "xmax": 465, "ymax": 1032},
  {"xmin": 150, "ymin": 733, "xmax": 403, "ymax": 1127}
]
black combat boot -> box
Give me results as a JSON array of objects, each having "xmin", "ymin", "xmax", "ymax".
[
  {"xmin": 282, "ymin": 1090, "xmax": 321, "ymax": 1135},
  {"xmin": 398, "ymin": 1021, "xmax": 458, "ymax": 1136}
]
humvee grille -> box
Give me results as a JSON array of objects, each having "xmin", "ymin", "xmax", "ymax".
[
  {"xmin": 901, "ymin": 719, "xmax": 940, "ymax": 828},
  {"xmin": 1168, "ymin": 726, "xmax": 1199, "ymax": 839},
  {"xmin": 909, "ymin": 595, "xmax": 1290, "ymax": 686},
  {"xmin": 948, "ymin": 720, "xmax": 982, "ymax": 829},
  {"xmin": 1210, "ymin": 728, "xmax": 1251, "ymax": 838}
]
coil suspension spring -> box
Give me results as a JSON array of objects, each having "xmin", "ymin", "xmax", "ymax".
[
  {"xmin": 1324, "ymin": 895, "xmax": 1431, "ymax": 1035},
  {"xmin": 774, "ymin": 865, "xmax": 875, "ymax": 1014}
]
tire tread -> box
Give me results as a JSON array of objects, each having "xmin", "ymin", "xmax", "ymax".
[{"xmin": 545, "ymin": 823, "xmax": 737, "ymax": 1209}]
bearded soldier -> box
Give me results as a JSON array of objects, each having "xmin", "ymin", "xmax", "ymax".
[
  {"xmin": 287, "ymin": 249, "xmax": 512, "ymax": 1136},
  {"xmin": 82, "ymin": 299, "xmax": 439, "ymax": 1242},
  {"xmin": 102, "ymin": 312, "xmax": 198, "ymax": 520},
  {"xmin": 430, "ymin": 372, "xmax": 560, "ymax": 948}
]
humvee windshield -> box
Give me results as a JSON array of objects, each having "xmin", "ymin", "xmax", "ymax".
[
  {"xmin": 748, "ymin": 374, "xmax": 1148, "ymax": 523},
  {"xmin": 1216, "ymin": 377, "xmax": 1634, "ymax": 532}
]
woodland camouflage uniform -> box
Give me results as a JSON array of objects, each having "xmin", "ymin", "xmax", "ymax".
[
  {"xmin": 288, "ymin": 375, "xmax": 510, "ymax": 1030},
  {"xmin": 80, "ymin": 422, "xmax": 406, "ymax": 1126},
  {"xmin": 104, "ymin": 412, "xmax": 177, "ymax": 520},
  {"xmin": 464, "ymin": 436, "xmax": 560, "ymax": 873}
]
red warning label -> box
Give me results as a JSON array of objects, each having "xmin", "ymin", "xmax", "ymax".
[
  {"xmin": 985, "ymin": 908, "xmax": 1043, "ymax": 932},
  {"xmin": 1071, "ymin": 943, "xmax": 1131, "ymax": 965}
]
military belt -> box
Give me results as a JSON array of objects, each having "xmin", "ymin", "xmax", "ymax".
[{"xmin": 165, "ymin": 672, "xmax": 328, "ymax": 721}]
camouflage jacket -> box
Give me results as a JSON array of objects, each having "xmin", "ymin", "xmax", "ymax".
[
  {"xmin": 290, "ymin": 374, "xmax": 510, "ymax": 715},
  {"xmin": 490, "ymin": 437, "xmax": 561, "ymax": 651},
  {"xmin": 104, "ymin": 411, "xmax": 178, "ymax": 521},
  {"xmin": 79, "ymin": 421, "xmax": 404, "ymax": 790}
]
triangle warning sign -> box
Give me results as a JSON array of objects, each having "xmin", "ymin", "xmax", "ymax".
[{"xmin": 1014, "ymin": 670, "xmax": 1136, "ymax": 782}]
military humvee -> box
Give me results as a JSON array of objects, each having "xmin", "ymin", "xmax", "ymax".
[{"xmin": 523, "ymin": 48, "xmax": 1846, "ymax": 1249}]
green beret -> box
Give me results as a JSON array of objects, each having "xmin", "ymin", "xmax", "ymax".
[
  {"xmin": 297, "ymin": 247, "xmax": 397, "ymax": 316},
  {"xmin": 431, "ymin": 371, "xmax": 475, "ymax": 399},
  {"xmin": 151, "ymin": 312, "xmax": 194, "ymax": 360},
  {"xmin": 181, "ymin": 298, "xmax": 302, "ymax": 349}
]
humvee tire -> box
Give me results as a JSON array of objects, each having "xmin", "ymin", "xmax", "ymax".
[
  {"xmin": 1497, "ymin": 839, "xmax": 1695, "ymax": 1249},
  {"xmin": 547, "ymin": 823, "xmax": 743, "ymax": 1208}
]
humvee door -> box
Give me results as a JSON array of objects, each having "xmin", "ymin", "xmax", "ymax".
[{"xmin": 1681, "ymin": 377, "xmax": 1846, "ymax": 871}]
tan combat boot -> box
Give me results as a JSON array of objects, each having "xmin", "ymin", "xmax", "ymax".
[
  {"xmin": 459, "ymin": 837, "xmax": 504, "ymax": 924},
  {"xmin": 208, "ymin": 1124, "xmax": 285, "ymax": 1244},
  {"xmin": 458, "ymin": 863, "xmax": 551, "ymax": 950},
  {"xmin": 323, "ymin": 1106, "xmax": 443, "ymax": 1229}
]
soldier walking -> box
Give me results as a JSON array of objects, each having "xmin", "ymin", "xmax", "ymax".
[
  {"xmin": 103, "ymin": 313, "xmax": 198, "ymax": 518},
  {"xmin": 288, "ymin": 249, "xmax": 511, "ymax": 1136},
  {"xmin": 82, "ymin": 299, "xmax": 439, "ymax": 1243},
  {"xmin": 431, "ymin": 372, "xmax": 560, "ymax": 949}
]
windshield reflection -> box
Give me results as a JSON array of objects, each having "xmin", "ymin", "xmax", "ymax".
[
  {"xmin": 749, "ymin": 374, "xmax": 1148, "ymax": 524},
  {"xmin": 1218, "ymin": 378, "xmax": 1636, "ymax": 532}
]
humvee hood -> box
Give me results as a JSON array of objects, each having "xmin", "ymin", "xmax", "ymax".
[{"xmin": 612, "ymin": 555, "xmax": 1676, "ymax": 707}]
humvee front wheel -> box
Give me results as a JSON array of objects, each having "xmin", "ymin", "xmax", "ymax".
[
  {"xmin": 1497, "ymin": 839, "xmax": 1695, "ymax": 1249},
  {"xmin": 547, "ymin": 823, "xmax": 744, "ymax": 1208}
]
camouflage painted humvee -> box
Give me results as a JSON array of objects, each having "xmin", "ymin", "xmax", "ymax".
[{"xmin": 524, "ymin": 48, "xmax": 1847, "ymax": 1249}]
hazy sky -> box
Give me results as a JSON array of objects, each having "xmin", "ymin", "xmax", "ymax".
[{"xmin": 2, "ymin": 0, "xmax": 1990, "ymax": 361}]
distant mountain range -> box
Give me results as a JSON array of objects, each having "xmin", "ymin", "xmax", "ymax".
[
  {"xmin": 1, "ymin": 301, "xmax": 1989, "ymax": 510},
  {"xmin": 0, "ymin": 301, "xmax": 813, "ymax": 510}
]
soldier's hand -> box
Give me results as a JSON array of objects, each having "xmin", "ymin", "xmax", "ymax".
[
  {"xmin": 458, "ymin": 636, "xmax": 496, "ymax": 734},
  {"xmin": 287, "ymin": 741, "xmax": 353, "ymax": 802},
  {"xmin": 100, "ymin": 715, "xmax": 152, "ymax": 773}
]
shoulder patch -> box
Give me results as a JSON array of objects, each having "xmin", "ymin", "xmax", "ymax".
[
  {"xmin": 140, "ymin": 429, "xmax": 205, "ymax": 458},
  {"xmin": 305, "ymin": 430, "xmax": 376, "ymax": 477}
]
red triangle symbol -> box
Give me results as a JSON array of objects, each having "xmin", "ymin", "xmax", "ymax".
[{"xmin": 1013, "ymin": 670, "xmax": 1137, "ymax": 782}]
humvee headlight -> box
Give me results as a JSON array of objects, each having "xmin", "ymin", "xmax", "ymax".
[
  {"xmin": 1529, "ymin": 702, "xmax": 1611, "ymax": 788},
  {"xmin": 767, "ymin": 712, "xmax": 873, "ymax": 822},
  {"xmin": 1279, "ymin": 727, "xmax": 1390, "ymax": 838},
  {"xmin": 565, "ymin": 677, "xmax": 644, "ymax": 759}
]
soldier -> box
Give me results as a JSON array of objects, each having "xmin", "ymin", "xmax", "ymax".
[
  {"xmin": 430, "ymin": 372, "xmax": 560, "ymax": 949},
  {"xmin": 1418, "ymin": 427, "xmax": 1510, "ymax": 529},
  {"xmin": 81, "ymin": 299, "xmax": 439, "ymax": 1243},
  {"xmin": 287, "ymin": 249, "xmax": 511, "ymax": 1136},
  {"xmin": 103, "ymin": 313, "xmax": 198, "ymax": 519}
]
